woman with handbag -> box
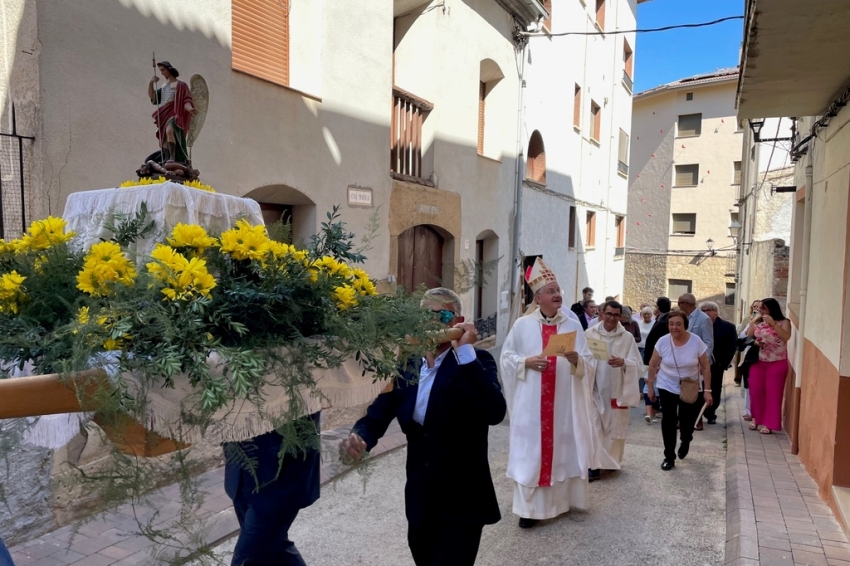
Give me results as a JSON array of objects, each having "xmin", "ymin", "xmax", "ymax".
[
  {"xmin": 746, "ymin": 298, "xmax": 791, "ymax": 435},
  {"xmin": 646, "ymin": 310, "xmax": 712, "ymax": 471}
]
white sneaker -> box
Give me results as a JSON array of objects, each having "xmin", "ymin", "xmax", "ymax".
[
  {"xmin": 644, "ymin": 415, "xmax": 652, "ymax": 424},
  {"xmin": 652, "ymin": 417, "xmax": 660, "ymax": 423}
]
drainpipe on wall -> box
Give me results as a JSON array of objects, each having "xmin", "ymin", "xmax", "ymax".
[
  {"xmin": 509, "ymin": 40, "xmax": 528, "ymax": 301},
  {"xmin": 790, "ymin": 148, "xmax": 814, "ymax": 454}
]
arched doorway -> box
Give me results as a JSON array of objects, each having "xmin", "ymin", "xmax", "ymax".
[
  {"xmin": 243, "ymin": 184, "xmax": 316, "ymax": 244},
  {"xmin": 397, "ymin": 224, "xmax": 444, "ymax": 292}
]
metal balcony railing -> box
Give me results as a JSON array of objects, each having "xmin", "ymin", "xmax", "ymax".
[{"xmin": 474, "ymin": 313, "xmax": 497, "ymax": 339}]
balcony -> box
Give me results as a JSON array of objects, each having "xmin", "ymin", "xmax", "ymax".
[
  {"xmin": 617, "ymin": 160, "xmax": 629, "ymax": 177},
  {"xmin": 474, "ymin": 313, "xmax": 497, "ymax": 339},
  {"xmin": 391, "ymin": 87, "xmax": 433, "ymax": 183},
  {"xmin": 622, "ymin": 71, "xmax": 633, "ymax": 93}
]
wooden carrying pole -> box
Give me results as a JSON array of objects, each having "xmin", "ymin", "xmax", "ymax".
[{"xmin": 0, "ymin": 370, "xmax": 109, "ymax": 419}]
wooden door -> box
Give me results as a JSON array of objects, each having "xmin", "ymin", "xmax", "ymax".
[{"xmin": 397, "ymin": 225, "xmax": 444, "ymax": 292}]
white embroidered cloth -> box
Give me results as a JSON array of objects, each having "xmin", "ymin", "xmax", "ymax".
[{"xmin": 63, "ymin": 182, "xmax": 264, "ymax": 260}]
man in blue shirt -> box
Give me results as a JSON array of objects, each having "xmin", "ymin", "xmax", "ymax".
[{"xmin": 341, "ymin": 288, "xmax": 506, "ymax": 566}]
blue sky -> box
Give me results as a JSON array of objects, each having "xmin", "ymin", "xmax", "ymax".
[{"xmin": 634, "ymin": 0, "xmax": 744, "ymax": 93}]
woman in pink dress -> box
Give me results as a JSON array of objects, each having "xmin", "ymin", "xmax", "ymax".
[{"xmin": 746, "ymin": 298, "xmax": 792, "ymax": 434}]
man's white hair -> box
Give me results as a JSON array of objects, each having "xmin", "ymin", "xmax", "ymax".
[
  {"xmin": 422, "ymin": 287, "xmax": 463, "ymax": 316},
  {"xmin": 699, "ymin": 301, "xmax": 719, "ymax": 312}
]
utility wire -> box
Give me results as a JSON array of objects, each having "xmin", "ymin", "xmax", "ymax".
[{"xmin": 522, "ymin": 15, "xmax": 743, "ymax": 37}]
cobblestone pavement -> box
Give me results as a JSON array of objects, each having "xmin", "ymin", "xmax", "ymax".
[
  {"xmin": 7, "ymin": 421, "xmax": 405, "ymax": 566},
  {"xmin": 724, "ymin": 376, "xmax": 850, "ymax": 566}
]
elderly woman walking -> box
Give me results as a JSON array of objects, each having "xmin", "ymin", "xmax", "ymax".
[
  {"xmin": 647, "ymin": 310, "xmax": 712, "ymax": 470},
  {"xmin": 746, "ymin": 298, "xmax": 791, "ymax": 434}
]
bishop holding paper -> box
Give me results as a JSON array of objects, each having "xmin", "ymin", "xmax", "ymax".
[{"xmin": 500, "ymin": 259, "xmax": 599, "ymax": 528}]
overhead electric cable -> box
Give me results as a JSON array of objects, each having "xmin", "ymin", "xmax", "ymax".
[{"xmin": 522, "ymin": 15, "xmax": 743, "ymax": 37}]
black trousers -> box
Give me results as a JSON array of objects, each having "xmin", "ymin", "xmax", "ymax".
[
  {"xmin": 408, "ymin": 521, "xmax": 484, "ymax": 566},
  {"xmin": 658, "ymin": 388, "xmax": 701, "ymax": 462},
  {"xmin": 703, "ymin": 364, "xmax": 725, "ymax": 420}
]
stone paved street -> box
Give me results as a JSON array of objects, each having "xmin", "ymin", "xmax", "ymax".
[{"xmin": 206, "ymin": 405, "xmax": 727, "ymax": 566}]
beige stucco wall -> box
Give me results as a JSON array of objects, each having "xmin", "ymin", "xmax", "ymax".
[{"xmin": 623, "ymin": 251, "xmax": 736, "ymax": 320}]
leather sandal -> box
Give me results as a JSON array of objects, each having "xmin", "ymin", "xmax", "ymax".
[
  {"xmin": 759, "ymin": 428, "xmax": 773, "ymax": 435},
  {"xmin": 748, "ymin": 422, "xmax": 759, "ymax": 431}
]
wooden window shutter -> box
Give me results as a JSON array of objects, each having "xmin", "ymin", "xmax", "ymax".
[
  {"xmin": 478, "ymin": 81, "xmax": 486, "ymax": 155},
  {"xmin": 573, "ymin": 84, "xmax": 581, "ymax": 129},
  {"xmin": 232, "ymin": 0, "xmax": 290, "ymax": 87},
  {"xmin": 586, "ymin": 211, "xmax": 596, "ymax": 247},
  {"xmin": 618, "ymin": 129, "xmax": 629, "ymax": 164},
  {"xmin": 675, "ymin": 164, "xmax": 699, "ymax": 187},
  {"xmin": 677, "ymin": 113, "xmax": 702, "ymax": 137},
  {"xmin": 733, "ymin": 161, "xmax": 742, "ymax": 185},
  {"xmin": 669, "ymin": 279, "xmax": 693, "ymax": 297},
  {"xmin": 616, "ymin": 216, "xmax": 625, "ymax": 247}
]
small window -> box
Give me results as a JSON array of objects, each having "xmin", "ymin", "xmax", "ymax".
[
  {"xmin": 672, "ymin": 213, "xmax": 696, "ymax": 235},
  {"xmin": 733, "ymin": 161, "xmax": 742, "ymax": 185},
  {"xmin": 542, "ymin": 0, "xmax": 552, "ymax": 31},
  {"xmin": 615, "ymin": 215, "xmax": 625, "ymax": 251},
  {"xmin": 586, "ymin": 211, "xmax": 597, "ymax": 248},
  {"xmin": 669, "ymin": 279, "xmax": 693, "ymax": 298},
  {"xmin": 569, "ymin": 206, "xmax": 577, "ymax": 248},
  {"xmin": 725, "ymin": 283, "xmax": 736, "ymax": 306},
  {"xmin": 678, "ymin": 113, "xmax": 702, "ymax": 137},
  {"xmin": 686, "ymin": 92, "xmax": 694, "ymax": 101},
  {"xmin": 526, "ymin": 130, "xmax": 546, "ymax": 184},
  {"xmin": 618, "ymin": 129, "xmax": 629, "ymax": 176},
  {"xmin": 674, "ymin": 164, "xmax": 700, "ymax": 187},
  {"xmin": 736, "ymin": 120, "xmax": 744, "ymax": 132},
  {"xmin": 573, "ymin": 84, "xmax": 582, "ymax": 129},
  {"xmin": 623, "ymin": 39, "xmax": 633, "ymax": 80},
  {"xmin": 595, "ymin": 0, "xmax": 606, "ymax": 30},
  {"xmin": 590, "ymin": 100, "xmax": 601, "ymax": 142}
]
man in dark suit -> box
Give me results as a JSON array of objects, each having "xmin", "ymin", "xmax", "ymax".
[
  {"xmin": 341, "ymin": 287, "xmax": 507, "ymax": 566},
  {"xmin": 571, "ymin": 286, "xmax": 594, "ymax": 329},
  {"xmin": 642, "ymin": 296, "xmax": 672, "ymax": 366},
  {"xmin": 700, "ymin": 301, "xmax": 738, "ymax": 424},
  {"xmin": 223, "ymin": 412, "xmax": 320, "ymax": 566}
]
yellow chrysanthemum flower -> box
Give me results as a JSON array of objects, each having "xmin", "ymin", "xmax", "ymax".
[
  {"xmin": 76, "ymin": 241, "xmax": 137, "ymax": 297},
  {"xmin": 0, "ymin": 270, "xmax": 27, "ymax": 314},
  {"xmin": 182, "ymin": 179, "xmax": 217, "ymax": 193},
  {"xmin": 77, "ymin": 306, "xmax": 90, "ymax": 324},
  {"xmin": 0, "ymin": 239, "xmax": 20, "ymax": 255},
  {"xmin": 147, "ymin": 245, "xmax": 216, "ymax": 301},
  {"xmin": 167, "ymin": 223, "xmax": 218, "ymax": 254},
  {"xmin": 219, "ymin": 220, "xmax": 271, "ymax": 262},
  {"xmin": 333, "ymin": 285, "xmax": 358, "ymax": 310},
  {"xmin": 17, "ymin": 216, "xmax": 75, "ymax": 252},
  {"xmin": 119, "ymin": 177, "xmax": 167, "ymax": 188}
]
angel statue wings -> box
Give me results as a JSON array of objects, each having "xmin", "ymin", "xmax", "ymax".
[{"xmin": 138, "ymin": 59, "xmax": 208, "ymax": 181}]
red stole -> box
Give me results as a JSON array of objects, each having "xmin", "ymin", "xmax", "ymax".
[{"xmin": 539, "ymin": 324, "xmax": 558, "ymax": 487}]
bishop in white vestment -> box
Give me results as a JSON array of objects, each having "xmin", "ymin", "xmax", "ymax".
[
  {"xmin": 585, "ymin": 301, "xmax": 643, "ymax": 469},
  {"xmin": 500, "ymin": 259, "xmax": 604, "ymax": 527}
]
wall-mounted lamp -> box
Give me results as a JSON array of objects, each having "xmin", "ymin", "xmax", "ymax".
[
  {"xmin": 728, "ymin": 219, "xmax": 751, "ymax": 253},
  {"xmin": 706, "ymin": 238, "xmax": 715, "ymax": 256},
  {"xmin": 748, "ymin": 118, "xmax": 794, "ymax": 143}
]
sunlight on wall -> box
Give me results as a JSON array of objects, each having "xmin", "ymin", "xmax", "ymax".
[{"xmin": 117, "ymin": 0, "xmax": 232, "ymax": 47}]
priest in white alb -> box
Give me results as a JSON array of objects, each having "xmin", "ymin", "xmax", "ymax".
[
  {"xmin": 500, "ymin": 259, "xmax": 610, "ymax": 528},
  {"xmin": 584, "ymin": 300, "xmax": 643, "ymax": 480}
]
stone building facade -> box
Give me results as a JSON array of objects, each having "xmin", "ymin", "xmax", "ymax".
[{"xmin": 624, "ymin": 69, "xmax": 742, "ymax": 317}]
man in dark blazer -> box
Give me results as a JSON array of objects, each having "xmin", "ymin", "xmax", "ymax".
[
  {"xmin": 223, "ymin": 411, "xmax": 320, "ymax": 566},
  {"xmin": 700, "ymin": 301, "xmax": 738, "ymax": 424},
  {"xmin": 571, "ymin": 286, "xmax": 594, "ymax": 329},
  {"xmin": 642, "ymin": 296, "xmax": 672, "ymax": 366},
  {"xmin": 341, "ymin": 287, "xmax": 507, "ymax": 566}
]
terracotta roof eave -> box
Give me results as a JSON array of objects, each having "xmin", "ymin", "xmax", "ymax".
[{"xmin": 635, "ymin": 74, "xmax": 739, "ymax": 100}]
